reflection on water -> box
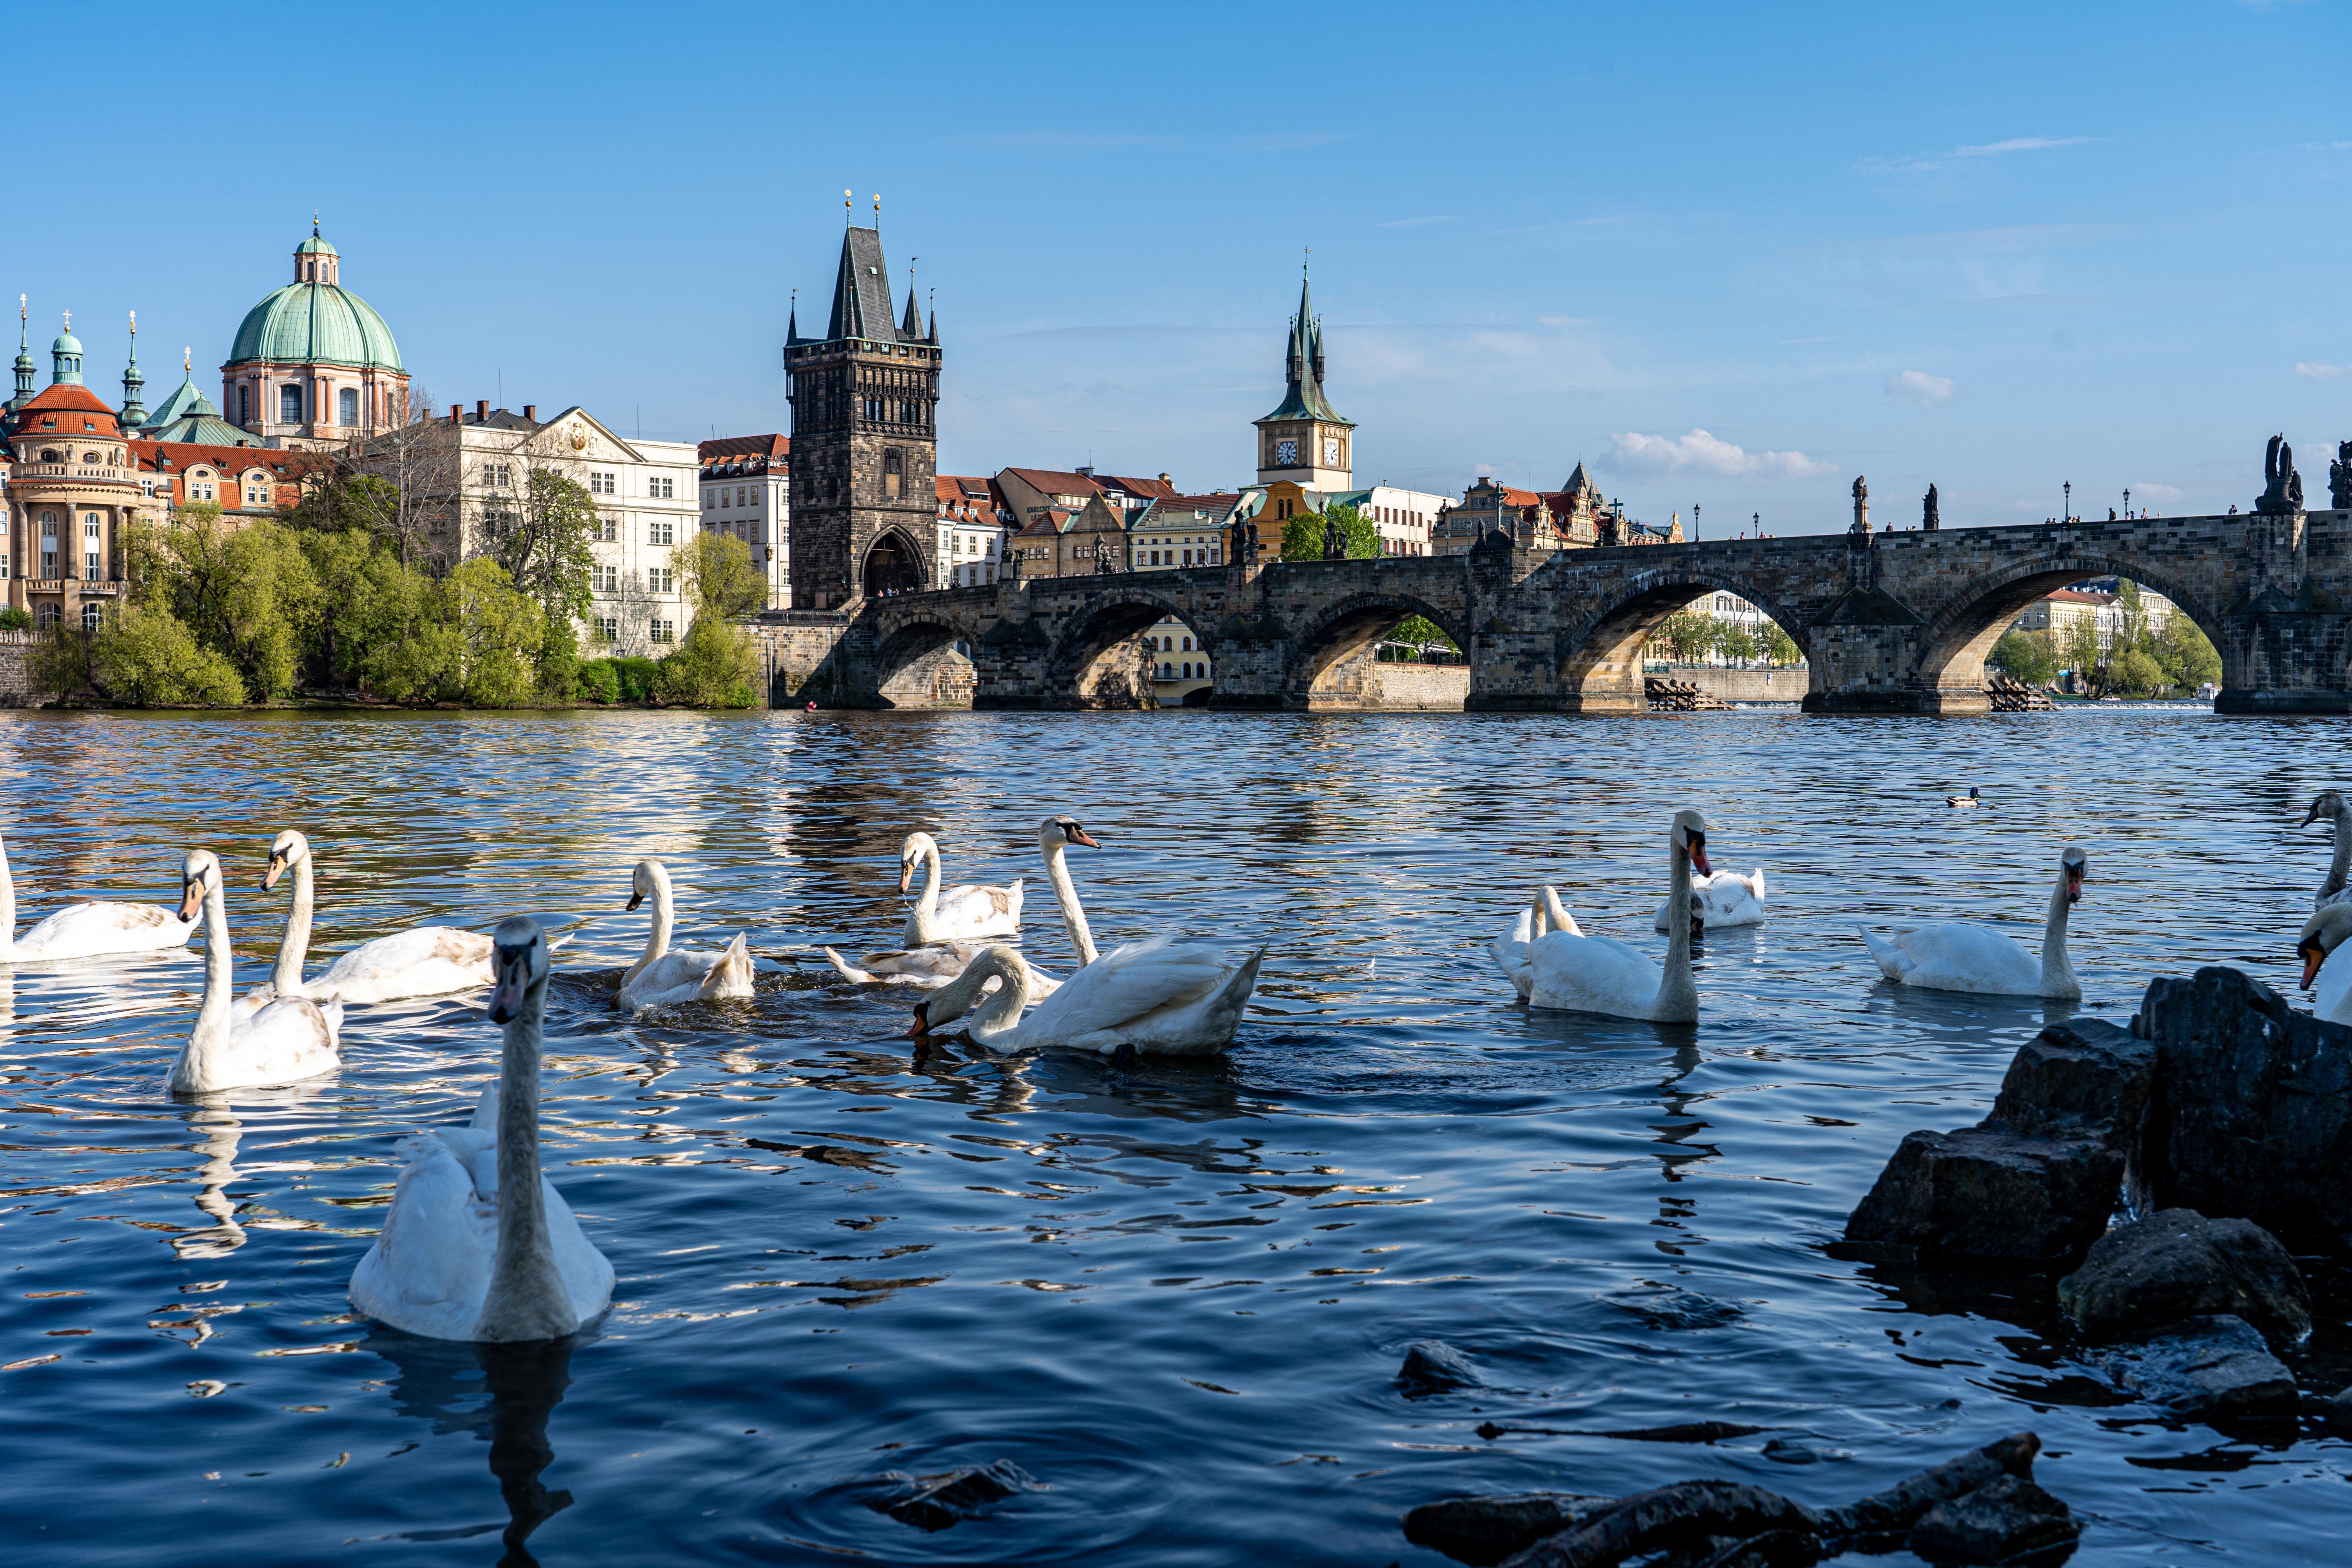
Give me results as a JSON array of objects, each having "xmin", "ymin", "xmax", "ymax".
[{"xmin": 0, "ymin": 709, "xmax": 2348, "ymax": 1565}]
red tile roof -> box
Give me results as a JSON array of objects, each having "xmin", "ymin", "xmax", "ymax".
[
  {"xmin": 698, "ymin": 434, "xmax": 788, "ymax": 460},
  {"xmin": 14, "ymin": 383, "xmax": 120, "ymax": 430},
  {"xmin": 129, "ymin": 438, "xmax": 312, "ymax": 475}
]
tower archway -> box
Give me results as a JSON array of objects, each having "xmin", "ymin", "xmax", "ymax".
[{"xmin": 860, "ymin": 529, "xmax": 924, "ymax": 599}]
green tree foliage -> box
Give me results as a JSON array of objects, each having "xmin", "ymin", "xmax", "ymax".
[
  {"xmin": 1390, "ymin": 613, "xmax": 1457, "ymax": 652},
  {"xmin": 280, "ymin": 471, "xmax": 399, "ymax": 541},
  {"xmin": 142, "ymin": 505, "xmax": 319, "ymax": 699},
  {"xmin": 0, "ymin": 606, "xmax": 32, "ymax": 631},
  {"xmin": 655, "ymin": 617, "xmax": 759, "ymax": 707},
  {"xmin": 89, "ymin": 606, "xmax": 246, "ymax": 706},
  {"xmin": 494, "ymin": 467, "xmax": 600, "ymax": 625},
  {"xmin": 1990, "ymin": 629, "xmax": 2061, "ymax": 686},
  {"xmin": 1280, "ymin": 503, "xmax": 1379, "ymax": 562},
  {"xmin": 1651, "ymin": 612, "xmax": 1718, "ymax": 663},
  {"xmin": 674, "ymin": 532, "xmax": 768, "ymax": 621},
  {"xmin": 576, "ymin": 658, "xmax": 622, "ymax": 703},
  {"xmin": 2153, "ymin": 613, "xmax": 2221, "ymax": 690},
  {"xmin": 1711, "ymin": 622, "xmax": 1759, "ymax": 663},
  {"xmin": 1762, "ymin": 622, "xmax": 1803, "ymax": 667}
]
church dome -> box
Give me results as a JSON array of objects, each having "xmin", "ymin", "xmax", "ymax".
[{"xmin": 229, "ymin": 282, "xmax": 401, "ymax": 372}]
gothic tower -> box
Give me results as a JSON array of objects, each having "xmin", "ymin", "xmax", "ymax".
[
  {"xmin": 784, "ymin": 210, "xmax": 940, "ymax": 608},
  {"xmin": 1254, "ymin": 261, "xmax": 1354, "ymax": 490}
]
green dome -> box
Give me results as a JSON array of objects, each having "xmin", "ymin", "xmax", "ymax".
[
  {"xmin": 296, "ymin": 233, "xmax": 338, "ymax": 256},
  {"xmin": 229, "ymin": 280, "xmax": 401, "ymax": 372},
  {"xmin": 52, "ymin": 330, "xmax": 80, "ymax": 355}
]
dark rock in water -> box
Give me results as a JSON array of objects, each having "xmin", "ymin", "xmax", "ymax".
[
  {"xmin": 1813, "ymin": 1430, "xmax": 2040, "ymax": 1537},
  {"xmin": 1601, "ymin": 1421, "xmax": 1771, "ymax": 1444},
  {"xmin": 1397, "ymin": 1340, "xmax": 1485, "ymax": 1396},
  {"xmin": 2137, "ymin": 966, "xmax": 2352, "ymax": 1245},
  {"xmin": 1496, "ymin": 1479, "xmax": 1818, "ymax": 1568},
  {"xmin": 2089, "ymin": 1314, "xmax": 2297, "ymax": 1418},
  {"xmin": 1907, "ymin": 1472, "xmax": 2080, "ymax": 1564},
  {"xmin": 1602, "ymin": 1284, "xmax": 1744, "ymax": 1329},
  {"xmin": 1761, "ymin": 1436, "xmax": 1852, "ymax": 1465},
  {"xmin": 2057, "ymin": 1209, "xmax": 2310, "ymax": 1344},
  {"xmin": 867, "ymin": 1459, "xmax": 1042, "ymax": 1530},
  {"xmin": 2323, "ymin": 1386, "xmax": 2352, "ymax": 1435},
  {"xmin": 1844, "ymin": 1019, "xmax": 2151, "ymax": 1261},
  {"xmin": 1401, "ymin": 1492, "xmax": 1610, "ymax": 1566}
]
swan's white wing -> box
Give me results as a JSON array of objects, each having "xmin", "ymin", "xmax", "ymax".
[
  {"xmin": 13, "ymin": 900, "xmax": 196, "ymax": 961},
  {"xmin": 930, "ymin": 880, "xmax": 1024, "ymax": 938},
  {"xmin": 1527, "ymin": 931, "xmax": 1664, "ymax": 1019},
  {"xmin": 1874, "ymin": 921, "xmax": 2044, "ymax": 995},
  {"xmin": 1103, "ymin": 947, "xmax": 1264, "ymax": 1055},
  {"xmin": 2316, "ymin": 949, "xmax": 2352, "ymax": 1025},
  {"xmin": 311, "ymin": 927, "xmax": 494, "ymax": 1004},
  {"xmin": 620, "ymin": 935, "xmax": 753, "ymax": 1008},
  {"xmin": 1489, "ymin": 908, "xmax": 1537, "ymax": 997},
  {"xmin": 173, "ymin": 996, "xmax": 341, "ymax": 1093},
  {"xmin": 1655, "ymin": 870, "xmax": 1768, "ymax": 931},
  {"xmin": 350, "ymin": 1135, "xmax": 498, "ymax": 1339},
  {"xmin": 1858, "ymin": 926, "xmax": 1909, "ymax": 982},
  {"xmin": 1017, "ymin": 935, "xmax": 1226, "ymax": 1043}
]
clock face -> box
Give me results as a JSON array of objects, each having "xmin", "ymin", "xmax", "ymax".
[
  {"xmin": 1322, "ymin": 436, "xmax": 1341, "ymax": 466},
  {"xmin": 1274, "ymin": 439, "xmax": 1298, "ymax": 466}
]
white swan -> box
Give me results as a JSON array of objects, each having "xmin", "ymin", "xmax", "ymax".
[
  {"xmin": 2297, "ymin": 904, "xmax": 2352, "ymax": 1025},
  {"xmin": 908, "ymin": 935, "xmax": 1262, "ymax": 1056},
  {"xmin": 1491, "ymin": 887, "xmax": 1580, "ymax": 999},
  {"xmin": 1651, "ymin": 867, "xmax": 1767, "ymax": 933},
  {"xmin": 1859, "ymin": 847, "xmax": 2087, "ymax": 1000},
  {"xmin": 826, "ymin": 816, "xmax": 1102, "ymax": 995},
  {"xmin": 168, "ymin": 850, "xmax": 343, "ymax": 1094},
  {"xmin": 0, "ymin": 829, "xmax": 195, "ymax": 962},
  {"xmin": 899, "ymin": 832, "xmax": 1022, "ymax": 944},
  {"xmin": 618, "ymin": 859, "xmax": 753, "ymax": 1009},
  {"xmin": 255, "ymin": 830, "xmax": 499, "ymax": 1005},
  {"xmin": 1526, "ymin": 810, "xmax": 1708, "ymax": 1022},
  {"xmin": 2303, "ymin": 792, "xmax": 2352, "ymax": 911},
  {"xmin": 350, "ymin": 916, "xmax": 614, "ymax": 1341}
]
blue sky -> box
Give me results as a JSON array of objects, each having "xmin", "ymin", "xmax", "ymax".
[{"xmin": 14, "ymin": 2, "xmax": 2349, "ymax": 534}]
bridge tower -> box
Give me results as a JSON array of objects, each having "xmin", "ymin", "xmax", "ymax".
[
  {"xmin": 784, "ymin": 203, "xmax": 939, "ymax": 609},
  {"xmin": 1254, "ymin": 260, "xmax": 1354, "ymax": 491}
]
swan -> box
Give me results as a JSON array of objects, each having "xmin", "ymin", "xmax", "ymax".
[
  {"xmin": 254, "ymin": 830, "xmax": 499, "ymax": 1005},
  {"xmin": 1651, "ymin": 867, "xmax": 1767, "ymax": 933},
  {"xmin": 898, "ymin": 832, "xmax": 1022, "ymax": 944},
  {"xmin": 1491, "ymin": 887, "xmax": 1581, "ymax": 999},
  {"xmin": 1948, "ymin": 787, "xmax": 1982, "ymax": 808},
  {"xmin": 825, "ymin": 816, "xmax": 1102, "ymax": 994},
  {"xmin": 907, "ymin": 935, "xmax": 1263, "ymax": 1056},
  {"xmin": 617, "ymin": 859, "xmax": 753, "ymax": 1009},
  {"xmin": 2297, "ymin": 904, "xmax": 2352, "ymax": 1024},
  {"xmin": 350, "ymin": 916, "xmax": 614, "ymax": 1341},
  {"xmin": 1526, "ymin": 811, "xmax": 1709, "ymax": 1022},
  {"xmin": 2302, "ymin": 792, "xmax": 2352, "ymax": 911},
  {"xmin": 168, "ymin": 850, "xmax": 343, "ymax": 1094},
  {"xmin": 0, "ymin": 829, "xmax": 195, "ymax": 962},
  {"xmin": 1859, "ymin": 846, "xmax": 2087, "ymax": 1000}
]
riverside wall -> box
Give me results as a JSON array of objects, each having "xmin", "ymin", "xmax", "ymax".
[{"xmin": 1651, "ymin": 664, "xmax": 1811, "ymax": 704}]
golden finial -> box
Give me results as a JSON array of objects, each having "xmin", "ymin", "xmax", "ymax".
[
  {"xmin": 128, "ymin": 310, "xmax": 136, "ymax": 334},
  {"xmin": 62, "ymin": 309, "xmax": 71, "ymax": 334},
  {"xmin": 312, "ymin": 208, "xmax": 320, "ymax": 237},
  {"xmin": 183, "ymin": 346, "xmax": 192, "ymax": 373},
  {"xmin": 873, "ymin": 193, "xmax": 881, "ymax": 221},
  {"xmin": 845, "ymin": 188, "xmax": 853, "ymax": 225}
]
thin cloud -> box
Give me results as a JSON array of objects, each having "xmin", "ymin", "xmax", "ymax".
[
  {"xmin": 1605, "ymin": 428, "xmax": 1834, "ymax": 481},
  {"xmin": 1859, "ymin": 136, "xmax": 2094, "ymax": 174},
  {"xmin": 1886, "ymin": 370, "xmax": 1955, "ymax": 406},
  {"xmin": 1379, "ymin": 215, "xmax": 1459, "ymax": 228},
  {"xmin": 2296, "ymin": 361, "xmax": 2348, "ymax": 380}
]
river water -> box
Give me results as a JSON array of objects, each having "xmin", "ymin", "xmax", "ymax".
[{"xmin": 2, "ymin": 708, "xmax": 2347, "ymax": 1566}]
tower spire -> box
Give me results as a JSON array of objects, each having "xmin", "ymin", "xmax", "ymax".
[
  {"xmin": 10, "ymin": 294, "xmax": 33, "ymax": 409},
  {"xmin": 786, "ymin": 287, "xmax": 799, "ymax": 345},
  {"xmin": 901, "ymin": 259, "xmax": 922, "ymax": 338},
  {"xmin": 119, "ymin": 309, "xmax": 147, "ymax": 427}
]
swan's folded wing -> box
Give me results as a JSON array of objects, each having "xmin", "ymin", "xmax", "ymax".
[
  {"xmin": 1527, "ymin": 932, "xmax": 1659, "ymax": 1013},
  {"xmin": 16, "ymin": 900, "xmax": 193, "ymax": 959},
  {"xmin": 350, "ymin": 1141, "xmax": 496, "ymax": 1328},
  {"xmin": 314, "ymin": 927, "xmax": 495, "ymax": 1001},
  {"xmin": 934, "ymin": 881, "xmax": 1023, "ymax": 936},
  {"xmin": 238, "ymin": 998, "xmax": 341, "ymax": 1082},
  {"xmin": 1858, "ymin": 926, "xmax": 1908, "ymax": 981},
  {"xmin": 2316, "ymin": 950, "xmax": 2352, "ymax": 1024},
  {"xmin": 1880, "ymin": 921, "xmax": 2042, "ymax": 993},
  {"xmin": 1022, "ymin": 935, "xmax": 1226, "ymax": 1037}
]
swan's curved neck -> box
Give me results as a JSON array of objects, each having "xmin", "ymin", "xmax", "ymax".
[
  {"xmin": 475, "ymin": 975, "xmax": 575, "ymax": 1342},
  {"xmin": 958, "ymin": 949, "xmax": 1034, "ymax": 1047},
  {"xmin": 272, "ymin": 855, "xmax": 314, "ymax": 996},
  {"xmin": 622, "ymin": 873, "xmax": 673, "ymax": 987},
  {"xmin": 2040, "ymin": 867, "xmax": 2077, "ymax": 989},
  {"xmin": 1656, "ymin": 838, "xmax": 1698, "ymax": 1020},
  {"xmin": 188, "ymin": 882, "xmax": 234, "ymax": 1060},
  {"xmin": 2324, "ymin": 805, "xmax": 2352, "ymax": 902},
  {"xmin": 907, "ymin": 837, "xmax": 944, "ymax": 945},
  {"xmin": 1040, "ymin": 835, "xmax": 1097, "ymax": 966}
]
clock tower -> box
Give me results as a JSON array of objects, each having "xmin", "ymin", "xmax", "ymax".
[{"xmin": 1253, "ymin": 262, "xmax": 1353, "ymax": 491}]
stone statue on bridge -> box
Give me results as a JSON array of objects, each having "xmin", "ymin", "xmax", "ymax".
[
  {"xmin": 1233, "ymin": 515, "xmax": 1258, "ymax": 568},
  {"xmin": 1922, "ymin": 483, "xmax": 1939, "ymax": 532},
  {"xmin": 1849, "ymin": 474, "xmax": 1871, "ymax": 536},
  {"xmin": 2257, "ymin": 434, "xmax": 2305, "ymax": 515},
  {"xmin": 2331, "ymin": 441, "xmax": 2352, "ymax": 511},
  {"xmin": 1322, "ymin": 514, "xmax": 1344, "ymax": 560}
]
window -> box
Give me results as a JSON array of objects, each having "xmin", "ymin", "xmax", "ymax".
[
  {"xmin": 338, "ymin": 387, "xmax": 358, "ymax": 426},
  {"xmin": 593, "ymin": 617, "xmax": 618, "ymax": 644},
  {"xmin": 40, "ymin": 514, "xmax": 57, "ymax": 538},
  {"xmin": 649, "ymin": 520, "xmax": 674, "ymax": 546},
  {"xmin": 238, "ymin": 385, "xmax": 250, "ymax": 424},
  {"xmin": 736, "ymin": 486, "xmax": 747, "ymax": 507},
  {"xmin": 704, "ymin": 489, "xmax": 715, "ymax": 509},
  {"xmin": 1181, "ymin": 636, "xmax": 1193, "ymax": 652},
  {"xmin": 883, "ymin": 449, "xmax": 903, "ymax": 500},
  {"xmin": 650, "ymin": 476, "xmax": 675, "ymax": 499},
  {"xmin": 650, "ymin": 567, "xmax": 674, "ymax": 594},
  {"xmin": 36, "ymin": 604, "xmax": 58, "ymax": 629},
  {"xmin": 483, "ymin": 463, "xmax": 512, "ymax": 488},
  {"xmin": 279, "ymin": 385, "xmax": 303, "ymax": 423},
  {"xmin": 592, "ymin": 565, "xmax": 619, "ymax": 593},
  {"xmin": 589, "ymin": 471, "xmax": 616, "ymax": 495},
  {"xmin": 84, "ymin": 551, "xmax": 101, "ymax": 580},
  {"xmin": 597, "ymin": 517, "xmax": 618, "ymax": 543},
  {"xmin": 649, "ymin": 619, "xmax": 675, "ymax": 645},
  {"xmin": 84, "ymin": 514, "xmax": 101, "ymax": 539},
  {"xmin": 1161, "ymin": 662, "xmax": 1174, "ymax": 679}
]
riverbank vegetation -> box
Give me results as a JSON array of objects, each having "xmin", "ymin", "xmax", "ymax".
[
  {"xmin": 41, "ymin": 474, "xmax": 764, "ymax": 710},
  {"xmin": 1989, "ymin": 581, "xmax": 2220, "ymax": 697},
  {"xmin": 1649, "ymin": 610, "xmax": 1805, "ymax": 667}
]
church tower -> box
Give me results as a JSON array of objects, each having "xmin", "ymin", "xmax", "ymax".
[
  {"xmin": 1254, "ymin": 261, "xmax": 1354, "ymax": 490},
  {"xmin": 784, "ymin": 200, "xmax": 940, "ymax": 609}
]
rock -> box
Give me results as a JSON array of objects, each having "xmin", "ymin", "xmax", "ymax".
[
  {"xmin": 1599, "ymin": 1421, "xmax": 1771, "ymax": 1444},
  {"xmin": 1907, "ymin": 1473, "xmax": 2080, "ymax": 1564},
  {"xmin": 2137, "ymin": 967, "xmax": 2352, "ymax": 1245},
  {"xmin": 1813, "ymin": 1430, "xmax": 2040, "ymax": 1537},
  {"xmin": 1497, "ymin": 1480, "xmax": 1819, "ymax": 1568},
  {"xmin": 1844, "ymin": 1020, "xmax": 2151, "ymax": 1260},
  {"xmin": 1402, "ymin": 1493, "xmax": 1611, "ymax": 1566},
  {"xmin": 2323, "ymin": 1386, "xmax": 2352, "ymax": 1435},
  {"xmin": 1601, "ymin": 1284, "xmax": 1744, "ymax": 1328},
  {"xmin": 1760, "ymin": 1437, "xmax": 1852, "ymax": 1465},
  {"xmin": 2057, "ymin": 1209, "xmax": 2310, "ymax": 1343},
  {"xmin": 2088, "ymin": 1314, "xmax": 2298, "ymax": 1418},
  {"xmin": 866, "ymin": 1459, "xmax": 1041, "ymax": 1530},
  {"xmin": 1397, "ymin": 1340, "xmax": 1485, "ymax": 1396},
  {"xmin": 1844, "ymin": 1127, "xmax": 2124, "ymax": 1260}
]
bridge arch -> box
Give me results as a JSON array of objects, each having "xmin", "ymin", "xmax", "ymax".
[
  {"xmin": 1913, "ymin": 550, "xmax": 2231, "ymax": 699},
  {"xmin": 1283, "ymin": 589, "xmax": 1473, "ymax": 711},
  {"xmin": 1555, "ymin": 566, "xmax": 1815, "ymax": 713},
  {"xmin": 867, "ymin": 604, "xmax": 985, "ymax": 709},
  {"xmin": 1043, "ymin": 583, "xmax": 1215, "ymax": 708}
]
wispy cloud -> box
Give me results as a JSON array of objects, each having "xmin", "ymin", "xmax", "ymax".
[
  {"xmin": 1859, "ymin": 136, "xmax": 2094, "ymax": 174},
  {"xmin": 2296, "ymin": 361, "xmax": 2348, "ymax": 380},
  {"xmin": 1604, "ymin": 428, "xmax": 1834, "ymax": 481},
  {"xmin": 1886, "ymin": 369, "xmax": 1956, "ymax": 406},
  {"xmin": 1379, "ymin": 214, "xmax": 1458, "ymax": 228}
]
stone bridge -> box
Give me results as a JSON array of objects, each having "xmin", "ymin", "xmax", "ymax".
[{"xmin": 755, "ymin": 508, "xmax": 2352, "ymax": 715}]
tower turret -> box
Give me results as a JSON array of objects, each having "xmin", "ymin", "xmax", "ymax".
[
  {"xmin": 51, "ymin": 312, "xmax": 82, "ymax": 385},
  {"xmin": 10, "ymin": 295, "xmax": 34, "ymax": 410},
  {"xmin": 1253, "ymin": 256, "xmax": 1354, "ymax": 490},
  {"xmin": 118, "ymin": 311, "xmax": 147, "ymax": 427}
]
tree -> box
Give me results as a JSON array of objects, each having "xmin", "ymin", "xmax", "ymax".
[
  {"xmin": 1762, "ymin": 622, "xmax": 1803, "ymax": 667},
  {"xmin": 89, "ymin": 605, "xmax": 246, "ymax": 706},
  {"xmin": 2152, "ymin": 613, "xmax": 2221, "ymax": 690},
  {"xmin": 1390, "ymin": 613, "xmax": 1457, "ymax": 655},
  {"xmin": 156, "ymin": 506, "xmax": 319, "ymax": 699},
  {"xmin": 656, "ymin": 616, "xmax": 759, "ymax": 707},
  {"xmin": 444, "ymin": 558, "xmax": 547, "ymax": 706},
  {"xmin": 2111, "ymin": 644, "xmax": 2166, "ymax": 696},
  {"xmin": 356, "ymin": 381, "xmax": 459, "ymax": 566},
  {"xmin": 1651, "ymin": 611, "xmax": 1718, "ymax": 663},
  {"xmin": 1280, "ymin": 503, "xmax": 1379, "ymax": 561},
  {"xmin": 2056, "ymin": 614, "xmax": 2107, "ymax": 695},
  {"xmin": 674, "ymin": 532, "xmax": 766, "ymax": 621},
  {"xmin": 494, "ymin": 467, "xmax": 599, "ymax": 627},
  {"xmin": 1990, "ymin": 628, "xmax": 2060, "ymax": 686},
  {"xmin": 1711, "ymin": 622, "xmax": 1759, "ymax": 664}
]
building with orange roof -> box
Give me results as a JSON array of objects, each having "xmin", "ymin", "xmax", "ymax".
[
  {"xmin": 3, "ymin": 319, "xmax": 140, "ymax": 626},
  {"xmin": 699, "ymin": 434, "xmax": 789, "ymax": 608},
  {"xmin": 935, "ymin": 474, "xmax": 1007, "ymax": 588}
]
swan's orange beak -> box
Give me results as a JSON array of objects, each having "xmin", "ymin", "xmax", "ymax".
[
  {"xmin": 898, "ymin": 861, "xmax": 915, "ymax": 895},
  {"xmin": 1069, "ymin": 829, "xmax": 1101, "ymax": 848},
  {"xmin": 262, "ymin": 853, "xmax": 285, "ymax": 892},
  {"xmin": 1686, "ymin": 833, "xmax": 1711, "ymax": 877},
  {"xmin": 2302, "ymin": 942, "xmax": 2325, "ymax": 989},
  {"xmin": 178, "ymin": 879, "xmax": 201, "ymax": 922},
  {"xmin": 904, "ymin": 1002, "xmax": 931, "ymax": 1039},
  {"xmin": 2065, "ymin": 870, "xmax": 2083, "ymax": 903}
]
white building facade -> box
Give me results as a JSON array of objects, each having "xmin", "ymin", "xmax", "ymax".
[
  {"xmin": 699, "ymin": 436, "xmax": 790, "ymax": 610},
  {"xmin": 936, "ymin": 475, "xmax": 1008, "ymax": 588}
]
